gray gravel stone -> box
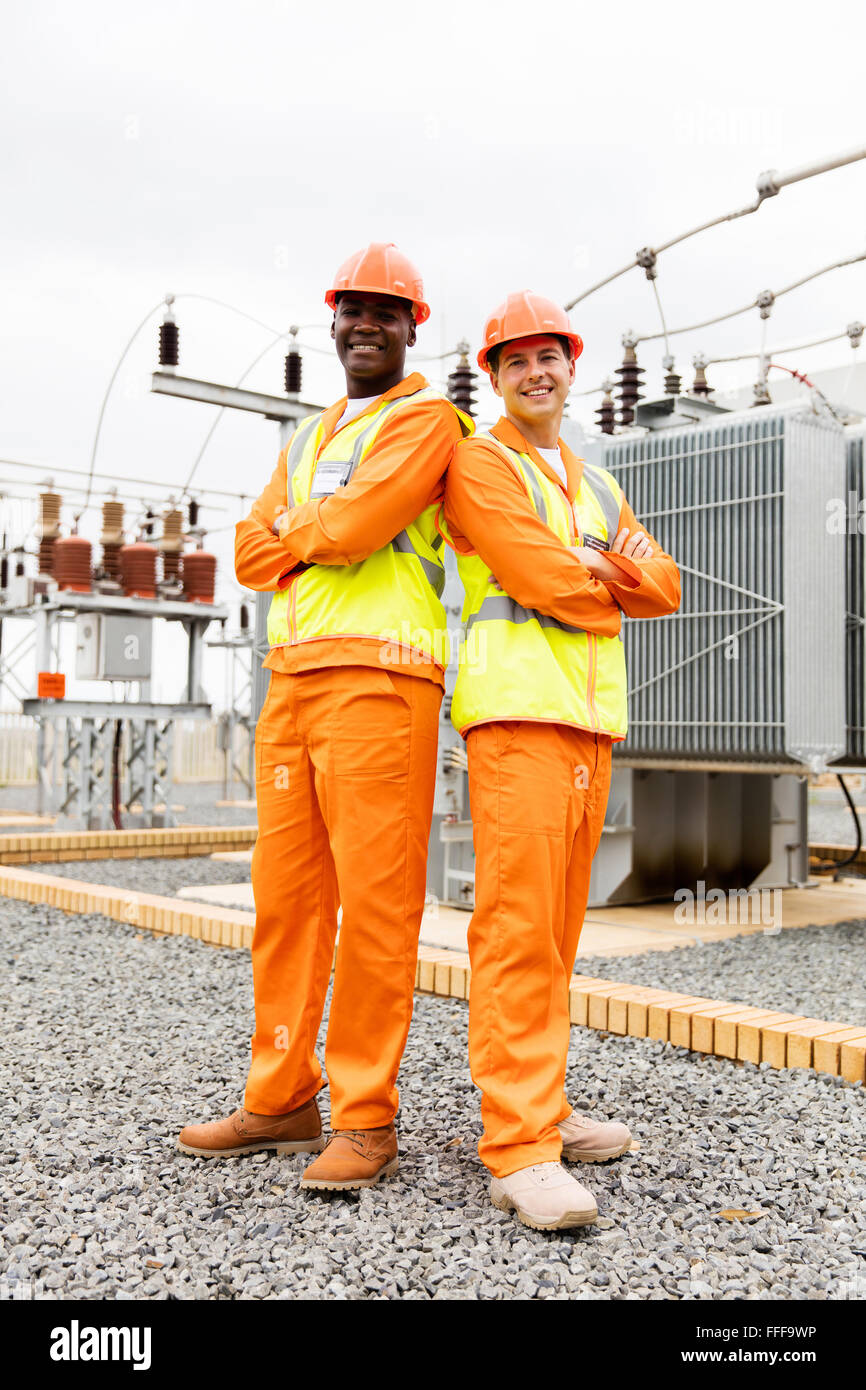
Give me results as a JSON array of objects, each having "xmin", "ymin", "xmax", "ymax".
[
  {"xmin": 578, "ymin": 921, "xmax": 866, "ymax": 1025},
  {"xmin": 1, "ymin": 895, "xmax": 863, "ymax": 1301}
]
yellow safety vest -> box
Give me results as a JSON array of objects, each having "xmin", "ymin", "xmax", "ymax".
[
  {"xmin": 448, "ymin": 433, "xmax": 630, "ymax": 739},
  {"xmin": 267, "ymin": 387, "xmax": 473, "ymax": 667}
]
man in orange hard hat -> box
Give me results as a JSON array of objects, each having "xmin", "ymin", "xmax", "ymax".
[
  {"xmin": 178, "ymin": 243, "xmax": 472, "ymax": 1189},
  {"xmin": 440, "ymin": 291, "xmax": 681, "ymax": 1230}
]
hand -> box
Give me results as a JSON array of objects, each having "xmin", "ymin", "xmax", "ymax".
[
  {"xmin": 610, "ymin": 526, "xmax": 653, "ymax": 560},
  {"xmin": 575, "ymin": 546, "xmax": 622, "ymax": 582},
  {"xmin": 272, "ymin": 506, "xmax": 289, "ymax": 538}
]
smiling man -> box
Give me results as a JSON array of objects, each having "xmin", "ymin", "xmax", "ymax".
[
  {"xmin": 178, "ymin": 243, "xmax": 472, "ymax": 1190},
  {"xmin": 441, "ymin": 291, "xmax": 681, "ymax": 1230}
]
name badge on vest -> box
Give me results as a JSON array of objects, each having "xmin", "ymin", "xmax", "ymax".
[
  {"xmin": 583, "ymin": 534, "xmax": 611, "ymax": 553},
  {"xmin": 310, "ymin": 459, "xmax": 352, "ymax": 498}
]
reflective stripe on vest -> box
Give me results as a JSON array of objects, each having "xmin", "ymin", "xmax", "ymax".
[
  {"xmin": 448, "ymin": 431, "xmax": 629, "ymax": 740},
  {"xmin": 267, "ymin": 388, "xmax": 472, "ymax": 663}
]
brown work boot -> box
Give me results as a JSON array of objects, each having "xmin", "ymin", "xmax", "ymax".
[
  {"xmin": 177, "ymin": 1097, "xmax": 325, "ymax": 1158},
  {"xmin": 299, "ymin": 1124, "xmax": 398, "ymax": 1191}
]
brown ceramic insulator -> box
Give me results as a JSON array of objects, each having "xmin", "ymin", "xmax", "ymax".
[
  {"xmin": 102, "ymin": 542, "xmax": 121, "ymax": 579},
  {"xmin": 160, "ymin": 508, "xmax": 183, "ymax": 555},
  {"xmin": 615, "ymin": 343, "xmax": 645, "ymax": 427},
  {"xmin": 39, "ymin": 492, "xmax": 62, "ymax": 539},
  {"xmin": 162, "ymin": 551, "xmax": 181, "ymax": 582},
  {"xmin": 100, "ymin": 499, "xmax": 125, "ymax": 547},
  {"xmin": 182, "ymin": 550, "xmax": 216, "ymax": 603},
  {"xmin": 595, "ymin": 391, "xmax": 616, "ymax": 435},
  {"xmin": 692, "ymin": 362, "xmax": 712, "ymax": 397},
  {"xmin": 54, "ymin": 536, "xmax": 93, "ymax": 592},
  {"xmin": 664, "ymin": 369, "xmax": 682, "ymax": 396},
  {"xmin": 119, "ymin": 542, "xmax": 158, "ymax": 599},
  {"xmin": 38, "ymin": 536, "xmax": 57, "ymax": 576}
]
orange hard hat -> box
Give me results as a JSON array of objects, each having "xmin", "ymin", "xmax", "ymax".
[
  {"xmin": 477, "ymin": 291, "xmax": 583, "ymax": 373},
  {"xmin": 325, "ymin": 242, "xmax": 431, "ymax": 324}
]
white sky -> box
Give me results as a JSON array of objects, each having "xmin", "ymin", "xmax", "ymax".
[{"xmin": 1, "ymin": 0, "xmax": 865, "ymax": 700}]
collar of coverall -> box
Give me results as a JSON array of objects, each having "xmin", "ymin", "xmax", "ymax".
[
  {"xmin": 490, "ymin": 416, "xmax": 584, "ymax": 502},
  {"xmin": 319, "ymin": 371, "xmax": 430, "ymax": 445}
]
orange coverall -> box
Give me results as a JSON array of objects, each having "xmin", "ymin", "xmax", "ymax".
[
  {"xmin": 443, "ymin": 418, "xmax": 682, "ymax": 1175},
  {"xmin": 235, "ymin": 373, "xmax": 464, "ymax": 1127}
]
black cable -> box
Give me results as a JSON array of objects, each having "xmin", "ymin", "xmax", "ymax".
[
  {"xmin": 811, "ymin": 774, "xmax": 863, "ymax": 877},
  {"xmin": 111, "ymin": 720, "xmax": 123, "ymax": 831},
  {"xmin": 831, "ymin": 774, "xmax": 862, "ymax": 876}
]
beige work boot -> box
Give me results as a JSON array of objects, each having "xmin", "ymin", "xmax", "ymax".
[
  {"xmin": 177, "ymin": 1097, "xmax": 325, "ymax": 1157},
  {"xmin": 300, "ymin": 1125, "xmax": 399, "ymax": 1191},
  {"xmin": 557, "ymin": 1109, "xmax": 632, "ymax": 1163},
  {"xmin": 490, "ymin": 1162, "xmax": 598, "ymax": 1230}
]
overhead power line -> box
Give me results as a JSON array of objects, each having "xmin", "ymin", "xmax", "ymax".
[
  {"xmin": 564, "ymin": 145, "xmax": 866, "ymax": 311},
  {"xmin": 634, "ymin": 250, "xmax": 866, "ymax": 345}
]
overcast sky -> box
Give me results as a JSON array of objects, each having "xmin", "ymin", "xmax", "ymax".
[{"xmin": 1, "ymin": 0, "xmax": 865, "ymax": 696}]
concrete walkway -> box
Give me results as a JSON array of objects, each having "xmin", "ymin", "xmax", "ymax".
[{"xmin": 177, "ymin": 874, "xmax": 866, "ymax": 959}]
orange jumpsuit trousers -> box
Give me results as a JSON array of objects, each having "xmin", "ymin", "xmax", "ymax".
[
  {"xmin": 244, "ymin": 663, "xmax": 441, "ymax": 1129},
  {"xmin": 466, "ymin": 720, "xmax": 613, "ymax": 1178}
]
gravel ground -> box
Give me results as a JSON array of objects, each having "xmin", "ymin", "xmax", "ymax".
[
  {"xmin": 1, "ymin": 900, "xmax": 864, "ymax": 1301},
  {"xmin": 579, "ymin": 923, "xmax": 866, "ymax": 1026},
  {"xmin": 24, "ymin": 857, "xmax": 866, "ymax": 1025},
  {"xmin": 25, "ymin": 855, "xmax": 251, "ymax": 899}
]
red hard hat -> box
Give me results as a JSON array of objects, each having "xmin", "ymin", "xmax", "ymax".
[
  {"xmin": 477, "ymin": 291, "xmax": 584, "ymax": 373},
  {"xmin": 325, "ymin": 242, "xmax": 431, "ymax": 324}
]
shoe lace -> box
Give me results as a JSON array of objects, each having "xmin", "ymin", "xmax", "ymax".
[
  {"xmin": 563, "ymin": 1111, "xmax": 597, "ymax": 1130},
  {"xmin": 527, "ymin": 1162, "xmax": 568, "ymax": 1185},
  {"xmin": 327, "ymin": 1129, "xmax": 368, "ymax": 1154}
]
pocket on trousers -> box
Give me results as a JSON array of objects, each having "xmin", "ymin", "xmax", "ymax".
[
  {"xmin": 494, "ymin": 724, "xmax": 570, "ymax": 836},
  {"xmin": 329, "ymin": 668, "xmax": 417, "ymax": 778}
]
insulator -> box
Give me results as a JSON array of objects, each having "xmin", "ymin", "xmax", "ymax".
[
  {"xmin": 142, "ymin": 508, "xmax": 156, "ymax": 541},
  {"xmin": 182, "ymin": 549, "xmax": 216, "ymax": 603},
  {"xmin": 160, "ymin": 507, "xmax": 183, "ymax": 551},
  {"xmin": 751, "ymin": 378, "xmax": 772, "ymax": 407},
  {"xmin": 0, "ymin": 555, "xmax": 7, "ymax": 588},
  {"xmin": 100, "ymin": 498, "xmax": 124, "ymax": 547},
  {"xmin": 159, "ymin": 319, "xmax": 179, "ymax": 368},
  {"xmin": 101, "ymin": 544, "xmax": 121, "ymax": 580},
  {"xmin": 664, "ymin": 368, "xmax": 682, "ymax": 396},
  {"xmin": 119, "ymin": 542, "xmax": 158, "ymax": 599},
  {"xmin": 54, "ymin": 536, "xmax": 92, "ymax": 592},
  {"xmin": 162, "ymin": 553, "xmax": 181, "ymax": 582},
  {"xmin": 636, "ymin": 246, "xmax": 658, "ymax": 280},
  {"xmin": 38, "ymin": 537, "xmax": 56, "ymax": 576},
  {"xmin": 447, "ymin": 355, "xmax": 478, "ymax": 418},
  {"xmin": 691, "ymin": 358, "xmax": 713, "ymax": 398},
  {"xmin": 239, "ymin": 603, "xmax": 250, "ymax": 631},
  {"xmin": 615, "ymin": 342, "xmax": 644, "ymax": 427},
  {"xmin": 848, "ymin": 321, "xmax": 864, "ymax": 350},
  {"xmin": 188, "ymin": 498, "xmax": 199, "ymax": 529},
  {"xmin": 595, "ymin": 387, "xmax": 616, "ymax": 435},
  {"xmin": 756, "ymin": 289, "xmax": 775, "ymax": 321},
  {"xmin": 39, "ymin": 491, "xmax": 62, "ymax": 539},
  {"xmin": 284, "ymin": 350, "xmax": 302, "ymax": 395}
]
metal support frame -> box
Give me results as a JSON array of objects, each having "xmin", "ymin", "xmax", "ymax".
[
  {"xmin": 27, "ymin": 701, "xmax": 197, "ymax": 830},
  {"xmin": 207, "ymin": 633, "xmax": 255, "ymax": 798},
  {"xmin": 434, "ymin": 767, "xmax": 810, "ymax": 912},
  {"xmin": 589, "ymin": 766, "xmax": 810, "ymax": 906},
  {"xmin": 60, "ymin": 716, "xmax": 114, "ymax": 826},
  {"xmin": 0, "ymin": 583, "xmax": 224, "ymax": 827},
  {"xmin": 126, "ymin": 717, "xmax": 175, "ymax": 827}
]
